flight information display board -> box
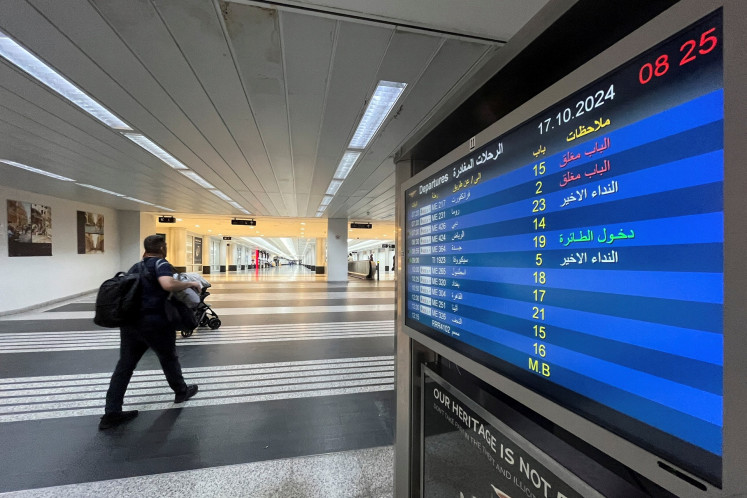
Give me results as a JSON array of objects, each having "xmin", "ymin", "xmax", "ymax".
[{"xmin": 404, "ymin": 10, "xmax": 723, "ymax": 485}]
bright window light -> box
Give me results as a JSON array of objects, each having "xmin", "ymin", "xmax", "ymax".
[
  {"xmin": 348, "ymin": 81, "xmax": 406, "ymax": 149},
  {"xmin": 319, "ymin": 195, "xmax": 333, "ymax": 207},
  {"xmin": 76, "ymin": 183, "xmax": 124, "ymax": 196},
  {"xmin": 209, "ymin": 189, "xmax": 233, "ymax": 202},
  {"xmin": 0, "ymin": 30, "xmax": 131, "ymax": 130},
  {"xmin": 122, "ymin": 196, "xmax": 155, "ymax": 206},
  {"xmin": 326, "ymin": 179, "xmax": 343, "ymax": 196},
  {"xmin": 178, "ymin": 170, "xmax": 214, "ymax": 189},
  {"xmin": 123, "ymin": 133, "xmax": 187, "ymax": 170},
  {"xmin": 0, "ymin": 159, "xmax": 75, "ymax": 182},
  {"xmin": 333, "ymin": 151, "xmax": 360, "ymax": 180},
  {"xmin": 154, "ymin": 205, "xmax": 174, "ymax": 212}
]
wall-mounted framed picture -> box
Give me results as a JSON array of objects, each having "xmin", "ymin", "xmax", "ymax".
[
  {"xmin": 7, "ymin": 199, "xmax": 52, "ymax": 257},
  {"xmin": 77, "ymin": 211, "xmax": 104, "ymax": 254}
]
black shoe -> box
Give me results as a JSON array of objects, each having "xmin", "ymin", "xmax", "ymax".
[
  {"xmin": 174, "ymin": 384, "xmax": 198, "ymax": 404},
  {"xmin": 98, "ymin": 410, "xmax": 138, "ymax": 430}
]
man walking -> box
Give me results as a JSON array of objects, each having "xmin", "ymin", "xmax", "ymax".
[{"xmin": 99, "ymin": 234, "xmax": 202, "ymax": 430}]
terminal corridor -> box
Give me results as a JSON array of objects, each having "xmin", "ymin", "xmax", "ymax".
[{"xmin": 0, "ymin": 266, "xmax": 396, "ymax": 497}]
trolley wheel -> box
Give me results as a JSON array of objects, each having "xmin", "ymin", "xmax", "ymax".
[
  {"xmin": 181, "ymin": 329, "xmax": 194, "ymax": 338},
  {"xmin": 208, "ymin": 318, "xmax": 221, "ymax": 330}
]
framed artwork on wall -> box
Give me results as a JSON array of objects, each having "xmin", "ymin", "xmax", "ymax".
[
  {"xmin": 77, "ymin": 211, "xmax": 104, "ymax": 254},
  {"xmin": 7, "ymin": 199, "xmax": 52, "ymax": 257}
]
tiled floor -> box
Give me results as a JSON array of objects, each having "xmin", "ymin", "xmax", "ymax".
[{"xmin": 0, "ymin": 266, "xmax": 396, "ymax": 497}]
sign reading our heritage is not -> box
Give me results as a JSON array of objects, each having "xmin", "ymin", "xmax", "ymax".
[{"xmin": 423, "ymin": 368, "xmax": 597, "ymax": 498}]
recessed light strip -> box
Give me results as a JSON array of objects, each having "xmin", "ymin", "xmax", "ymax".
[
  {"xmin": 76, "ymin": 183, "xmax": 124, "ymax": 197},
  {"xmin": 325, "ymin": 179, "xmax": 343, "ymax": 196},
  {"xmin": 0, "ymin": 159, "xmax": 75, "ymax": 182},
  {"xmin": 317, "ymin": 80, "xmax": 405, "ymax": 214},
  {"xmin": 178, "ymin": 170, "xmax": 214, "ymax": 189},
  {"xmin": 332, "ymin": 151, "xmax": 361, "ymax": 181},
  {"xmin": 210, "ymin": 189, "xmax": 233, "ymax": 202},
  {"xmin": 76, "ymin": 183, "xmax": 173, "ymax": 210},
  {"xmin": 122, "ymin": 196, "xmax": 155, "ymax": 206},
  {"xmin": 123, "ymin": 133, "xmax": 187, "ymax": 170},
  {"xmin": 348, "ymin": 81, "xmax": 407, "ymax": 150},
  {"xmin": 0, "ymin": 30, "xmax": 131, "ymax": 130}
]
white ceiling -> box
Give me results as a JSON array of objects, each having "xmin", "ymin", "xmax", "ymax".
[{"xmin": 0, "ymin": 0, "xmax": 549, "ymax": 235}]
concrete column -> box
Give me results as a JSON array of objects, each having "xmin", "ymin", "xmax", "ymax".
[
  {"xmin": 315, "ymin": 238, "xmax": 326, "ymax": 274},
  {"xmin": 304, "ymin": 243, "xmax": 315, "ymax": 269},
  {"xmin": 327, "ymin": 218, "xmax": 348, "ymax": 282},
  {"xmin": 226, "ymin": 241, "xmax": 236, "ymax": 272},
  {"xmin": 394, "ymin": 157, "xmax": 425, "ymax": 497},
  {"xmin": 219, "ymin": 239, "xmax": 229, "ymax": 273},
  {"xmin": 118, "ymin": 210, "xmax": 143, "ymax": 270},
  {"xmin": 165, "ymin": 227, "xmax": 187, "ymax": 272}
]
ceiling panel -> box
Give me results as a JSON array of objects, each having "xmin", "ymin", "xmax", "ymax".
[
  {"xmin": 152, "ymin": 0, "xmax": 272, "ymax": 200},
  {"xmin": 282, "ymin": 12, "xmax": 337, "ymax": 201},
  {"xmin": 306, "ymin": 21, "xmax": 394, "ymax": 214},
  {"xmin": 88, "ymin": 0, "xmax": 265, "ymax": 211},
  {"xmin": 337, "ymin": 36, "xmax": 492, "ymax": 201},
  {"xmin": 225, "ymin": 4, "xmax": 291, "ymax": 200},
  {"xmin": 0, "ymin": 0, "xmax": 550, "ymax": 232}
]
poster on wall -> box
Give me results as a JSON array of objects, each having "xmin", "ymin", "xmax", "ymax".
[
  {"xmin": 7, "ymin": 199, "xmax": 52, "ymax": 257},
  {"xmin": 423, "ymin": 367, "xmax": 600, "ymax": 498},
  {"xmin": 194, "ymin": 237, "xmax": 202, "ymax": 264},
  {"xmin": 76, "ymin": 211, "xmax": 104, "ymax": 254}
]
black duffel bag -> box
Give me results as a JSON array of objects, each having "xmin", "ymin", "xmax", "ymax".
[{"xmin": 164, "ymin": 294, "xmax": 198, "ymax": 331}]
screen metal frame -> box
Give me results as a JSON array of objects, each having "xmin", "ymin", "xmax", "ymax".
[{"xmin": 398, "ymin": 0, "xmax": 747, "ymax": 495}]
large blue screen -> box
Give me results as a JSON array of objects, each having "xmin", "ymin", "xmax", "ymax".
[{"xmin": 405, "ymin": 10, "xmax": 723, "ymax": 485}]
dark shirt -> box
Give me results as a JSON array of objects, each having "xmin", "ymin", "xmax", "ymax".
[{"xmin": 128, "ymin": 257, "xmax": 174, "ymax": 315}]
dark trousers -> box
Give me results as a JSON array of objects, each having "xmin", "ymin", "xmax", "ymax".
[{"xmin": 104, "ymin": 318, "xmax": 188, "ymax": 414}]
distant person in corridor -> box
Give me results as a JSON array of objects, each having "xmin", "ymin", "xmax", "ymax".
[{"xmin": 99, "ymin": 235, "xmax": 202, "ymax": 430}]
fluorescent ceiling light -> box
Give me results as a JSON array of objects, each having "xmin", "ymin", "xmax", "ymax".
[
  {"xmin": 123, "ymin": 133, "xmax": 187, "ymax": 170},
  {"xmin": 122, "ymin": 196, "xmax": 155, "ymax": 206},
  {"xmin": 227, "ymin": 201, "xmax": 251, "ymax": 215},
  {"xmin": 333, "ymin": 151, "xmax": 360, "ymax": 180},
  {"xmin": 154, "ymin": 205, "xmax": 174, "ymax": 212},
  {"xmin": 0, "ymin": 31, "xmax": 131, "ymax": 130},
  {"xmin": 0, "ymin": 159, "xmax": 75, "ymax": 182},
  {"xmin": 319, "ymin": 195, "xmax": 333, "ymax": 207},
  {"xmin": 179, "ymin": 170, "xmax": 214, "ymax": 189},
  {"xmin": 326, "ymin": 179, "xmax": 343, "ymax": 196},
  {"xmin": 348, "ymin": 81, "xmax": 406, "ymax": 149},
  {"xmin": 209, "ymin": 189, "xmax": 233, "ymax": 202},
  {"xmin": 76, "ymin": 183, "xmax": 124, "ymax": 196}
]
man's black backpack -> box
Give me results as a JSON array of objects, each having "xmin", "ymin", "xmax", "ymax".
[{"xmin": 93, "ymin": 262, "xmax": 144, "ymax": 328}]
